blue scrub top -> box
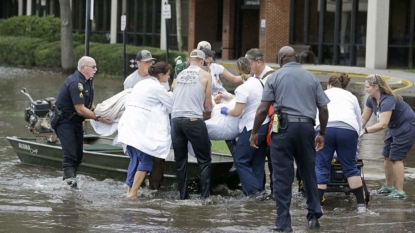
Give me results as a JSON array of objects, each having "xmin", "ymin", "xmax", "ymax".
[{"xmin": 366, "ymin": 94, "xmax": 415, "ymax": 132}]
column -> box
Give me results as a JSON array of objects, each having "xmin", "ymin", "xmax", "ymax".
[
  {"xmin": 110, "ymin": 0, "xmax": 118, "ymax": 44},
  {"xmin": 259, "ymin": 0, "xmax": 290, "ymax": 63},
  {"xmin": 18, "ymin": 0, "xmax": 23, "ymax": 16},
  {"xmin": 27, "ymin": 0, "xmax": 32, "ymax": 15},
  {"xmin": 365, "ymin": 0, "xmax": 390, "ymax": 69}
]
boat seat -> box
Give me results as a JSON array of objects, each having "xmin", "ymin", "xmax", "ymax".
[{"xmin": 83, "ymin": 144, "xmax": 123, "ymax": 151}]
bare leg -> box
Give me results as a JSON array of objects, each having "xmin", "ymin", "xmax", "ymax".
[
  {"xmin": 384, "ymin": 157, "xmax": 395, "ymax": 187},
  {"xmin": 347, "ymin": 176, "xmax": 363, "ymax": 189},
  {"xmin": 392, "ymin": 160, "xmax": 405, "ymax": 192},
  {"xmin": 127, "ymin": 171, "xmax": 147, "ymax": 198},
  {"xmin": 126, "ymin": 186, "xmax": 131, "ymax": 196}
]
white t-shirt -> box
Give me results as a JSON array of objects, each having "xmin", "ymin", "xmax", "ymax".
[
  {"xmin": 315, "ymin": 87, "xmax": 362, "ymax": 135},
  {"xmin": 209, "ymin": 63, "xmax": 227, "ymax": 94},
  {"xmin": 118, "ymin": 78, "xmax": 173, "ymax": 159},
  {"xmin": 124, "ymin": 70, "xmax": 170, "ymax": 91},
  {"xmin": 234, "ymin": 77, "xmax": 269, "ymax": 133},
  {"xmin": 259, "ymin": 65, "xmax": 274, "ymax": 83}
]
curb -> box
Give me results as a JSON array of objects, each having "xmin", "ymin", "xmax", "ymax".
[{"xmin": 218, "ymin": 62, "xmax": 413, "ymax": 92}]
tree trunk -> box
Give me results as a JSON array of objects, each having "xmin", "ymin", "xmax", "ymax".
[
  {"xmin": 60, "ymin": 0, "xmax": 74, "ymax": 71},
  {"xmin": 175, "ymin": 0, "xmax": 182, "ymax": 51}
]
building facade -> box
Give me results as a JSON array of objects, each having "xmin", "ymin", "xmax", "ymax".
[{"xmin": 1, "ymin": 0, "xmax": 414, "ymax": 69}]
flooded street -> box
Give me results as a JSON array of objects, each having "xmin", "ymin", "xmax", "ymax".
[{"xmin": 1, "ymin": 66, "xmax": 415, "ymax": 232}]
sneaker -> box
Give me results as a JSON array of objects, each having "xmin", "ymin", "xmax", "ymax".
[
  {"xmin": 377, "ymin": 184, "xmax": 394, "ymax": 194},
  {"xmin": 250, "ymin": 190, "xmax": 267, "ymax": 202},
  {"xmin": 356, "ymin": 204, "xmax": 367, "ymax": 213},
  {"xmin": 387, "ymin": 189, "xmax": 406, "ymax": 199}
]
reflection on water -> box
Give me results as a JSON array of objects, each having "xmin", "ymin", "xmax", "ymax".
[{"xmin": 1, "ymin": 67, "xmax": 415, "ymax": 232}]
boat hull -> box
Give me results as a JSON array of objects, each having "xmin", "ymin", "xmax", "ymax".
[{"xmin": 6, "ymin": 135, "xmax": 238, "ymax": 189}]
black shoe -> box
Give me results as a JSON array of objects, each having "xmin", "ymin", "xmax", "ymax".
[
  {"xmin": 63, "ymin": 167, "xmax": 77, "ymax": 189},
  {"xmin": 308, "ymin": 217, "xmax": 320, "ymax": 229},
  {"xmin": 269, "ymin": 226, "xmax": 293, "ymax": 232},
  {"xmin": 66, "ymin": 178, "xmax": 78, "ymax": 189},
  {"xmin": 229, "ymin": 165, "xmax": 237, "ymax": 174}
]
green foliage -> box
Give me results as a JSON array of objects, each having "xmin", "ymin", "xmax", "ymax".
[
  {"xmin": 0, "ymin": 35, "xmax": 186, "ymax": 76},
  {"xmin": 34, "ymin": 41, "xmax": 81, "ymax": 68},
  {"xmin": 73, "ymin": 43, "xmax": 187, "ymax": 76},
  {"xmin": 0, "ymin": 16, "xmax": 60, "ymax": 42},
  {"xmin": 34, "ymin": 41, "xmax": 62, "ymax": 67},
  {"xmin": 72, "ymin": 33, "xmax": 109, "ymax": 44},
  {"xmin": 0, "ymin": 36, "xmax": 46, "ymax": 66}
]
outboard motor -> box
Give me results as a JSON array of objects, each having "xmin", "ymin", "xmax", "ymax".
[{"xmin": 21, "ymin": 88, "xmax": 55, "ymax": 134}]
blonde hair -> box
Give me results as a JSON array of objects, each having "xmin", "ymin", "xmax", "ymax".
[
  {"xmin": 235, "ymin": 57, "xmax": 251, "ymax": 81},
  {"xmin": 366, "ymin": 74, "xmax": 401, "ymax": 105}
]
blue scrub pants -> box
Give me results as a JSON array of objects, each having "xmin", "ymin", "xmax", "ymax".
[
  {"xmin": 315, "ymin": 127, "xmax": 360, "ymax": 184},
  {"xmin": 233, "ymin": 124, "xmax": 268, "ymax": 196}
]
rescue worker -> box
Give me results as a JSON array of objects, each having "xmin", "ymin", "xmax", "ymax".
[
  {"xmin": 250, "ymin": 46, "xmax": 329, "ymax": 231},
  {"xmin": 54, "ymin": 56, "xmax": 113, "ymax": 188},
  {"xmin": 245, "ymin": 48, "xmax": 275, "ymax": 196},
  {"xmin": 124, "ymin": 50, "xmax": 170, "ymax": 91},
  {"xmin": 171, "ymin": 49, "xmax": 213, "ymax": 200}
]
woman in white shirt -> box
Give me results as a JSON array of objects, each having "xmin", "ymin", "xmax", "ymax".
[
  {"xmin": 314, "ymin": 73, "xmax": 366, "ymax": 213},
  {"xmin": 118, "ymin": 62, "xmax": 173, "ymax": 198},
  {"xmin": 220, "ymin": 57, "xmax": 269, "ymax": 199}
]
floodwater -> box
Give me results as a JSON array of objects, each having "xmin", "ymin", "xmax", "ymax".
[{"xmin": 1, "ymin": 66, "xmax": 415, "ymax": 232}]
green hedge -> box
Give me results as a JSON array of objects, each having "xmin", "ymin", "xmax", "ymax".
[
  {"xmin": 0, "ymin": 36, "xmax": 187, "ymax": 76},
  {"xmin": 0, "ymin": 36, "xmax": 46, "ymax": 66},
  {"xmin": 74, "ymin": 43, "xmax": 187, "ymax": 76},
  {"xmin": 0, "ymin": 16, "xmax": 60, "ymax": 42}
]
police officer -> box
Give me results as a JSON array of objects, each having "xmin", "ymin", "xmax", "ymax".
[
  {"xmin": 250, "ymin": 46, "xmax": 329, "ymax": 231},
  {"xmin": 54, "ymin": 56, "xmax": 112, "ymax": 188}
]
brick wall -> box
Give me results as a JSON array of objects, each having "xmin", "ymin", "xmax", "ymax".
[
  {"xmin": 259, "ymin": 0, "xmax": 291, "ymax": 63},
  {"xmin": 187, "ymin": 0, "xmax": 219, "ymax": 53}
]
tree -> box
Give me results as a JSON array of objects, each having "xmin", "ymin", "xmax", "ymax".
[
  {"xmin": 175, "ymin": 0, "xmax": 182, "ymax": 51},
  {"xmin": 60, "ymin": 0, "xmax": 74, "ymax": 71}
]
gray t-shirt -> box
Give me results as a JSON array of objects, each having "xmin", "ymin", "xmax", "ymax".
[
  {"xmin": 262, "ymin": 62, "xmax": 329, "ymax": 119},
  {"xmin": 171, "ymin": 65, "xmax": 205, "ymax": 119},
  {"xmin": 124, "ymin": 70, "xmax": 169, "ymax": 90}
]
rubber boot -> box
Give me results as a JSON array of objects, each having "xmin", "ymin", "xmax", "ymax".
[
  {"xmin": 225, "ymin": 139, "xmax": 237, "ymax": 174},
  {"xmin": 199, "ymin": 163, "xmax": 212, "ymax": 200},
  {"xmin": 63, "ymin": 167, "xmax": 77, "ymax": 189}
]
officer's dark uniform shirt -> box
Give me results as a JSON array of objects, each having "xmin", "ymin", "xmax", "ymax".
[
  {"xmin": 366, "ymin": 94, "xmax": 415, "ymax": 132},
  {"xmin": 55, "ymin": 70, "xmax": 94, "ymax": 114}
]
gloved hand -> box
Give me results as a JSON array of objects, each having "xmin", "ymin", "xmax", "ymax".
[{"xmin": 220, "ymin": 107, "xmax": 228, "ymax": 116}]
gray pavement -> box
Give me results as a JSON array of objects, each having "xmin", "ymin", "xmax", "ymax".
[{"xmin": 218, "ymin": 59, "xmax": 415, "ymax": 97}]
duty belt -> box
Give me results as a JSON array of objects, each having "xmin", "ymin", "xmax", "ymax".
[{"xmin": 286, "ymin": 115, "xmax": 314, "ymax": 123}]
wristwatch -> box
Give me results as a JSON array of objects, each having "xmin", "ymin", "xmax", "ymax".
[
  {"xmin": 94, "ymin": 116, "xmax": 101, "ymax": 121},
  {"xmin": 319, "ymin": 131, "xmax": 325, "ymax": 136}
]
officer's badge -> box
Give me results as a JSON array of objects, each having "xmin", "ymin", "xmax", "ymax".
[
  {"xmin": 79, "ymin": 92, "xmax": 83, "ymax": 98},
  {"xmin": 78, "ymin": 83, "xmax": 84, "ymax": 91}
]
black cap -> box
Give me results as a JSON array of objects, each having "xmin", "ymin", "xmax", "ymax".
[{"xmin": 135, "ymin": 50, "xmax": 156, "ymax": 62}]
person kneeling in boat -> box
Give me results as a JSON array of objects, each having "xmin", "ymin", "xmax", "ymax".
[
  {"xmin": 53, "ymin": 56, "xmax": 113, "ymax": 189},
  {"xmin": 117, "ymin": 62, "xmax": 173, "ymax": 198}
]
